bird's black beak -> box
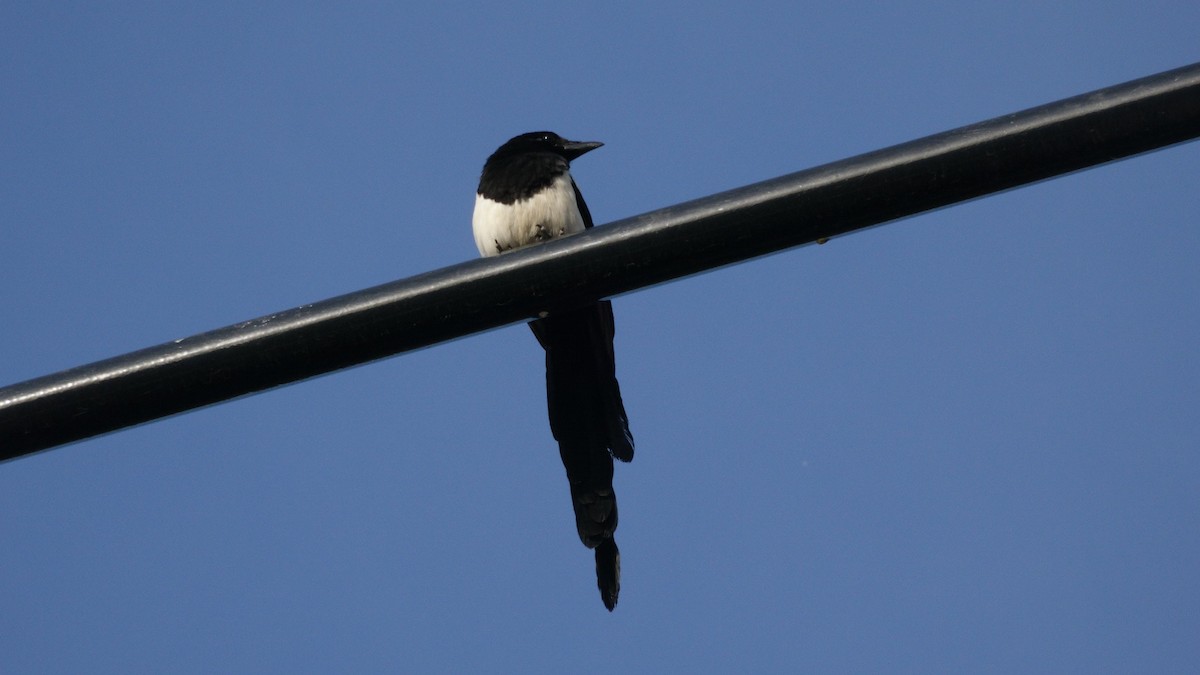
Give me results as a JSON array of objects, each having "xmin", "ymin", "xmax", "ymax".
[{"xmin": 561, "ymin": 139, "xmax": 603, "ymax": 160}]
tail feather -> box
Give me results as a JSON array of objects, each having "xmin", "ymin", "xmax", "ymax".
[
  {"xmin": 530, "ymin": 301, "xmax": 634, "ymax": 463},
  {"xmin": 592, "ymin": 300, "xmax": 634, "ymax": 463},
  {"xmin": 570, "ymin": 482, "xmax": 617, "ymax": 548},
  {"xmin": 595, "ymin": 539, "xmax": 621, "ymax": 611},
  {"xmin": 530, "ymin": 300, "xmax": 634, "ymax": 609}
]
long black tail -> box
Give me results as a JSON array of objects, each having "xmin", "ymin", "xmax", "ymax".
[{"xmin": 530, "ymin": 300, "xmax": 634, "ymax": 611}]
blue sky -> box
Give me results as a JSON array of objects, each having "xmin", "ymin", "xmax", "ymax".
[{"xmin": 2, "ymin": 3, "xmax": 1198, "ymax": 672}]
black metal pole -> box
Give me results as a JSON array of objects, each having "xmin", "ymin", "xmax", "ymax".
[{"xmin": 3, "ymin": 62, "xmax": 1199, "ymax": 462}]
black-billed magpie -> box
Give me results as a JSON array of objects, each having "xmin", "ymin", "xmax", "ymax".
[{"xmin": 473, "ymin": 132, "xmax": 634, "ymax": 611}]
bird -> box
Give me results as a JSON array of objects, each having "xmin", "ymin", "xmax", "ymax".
[{"xmin": 472, "ymin": 131, "xmax": 635, "ymax": 611}]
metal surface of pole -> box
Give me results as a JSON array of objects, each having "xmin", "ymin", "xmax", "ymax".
[{"xmin": 3, "ymin": 62, "xmax": 1199, "ymax": 461}]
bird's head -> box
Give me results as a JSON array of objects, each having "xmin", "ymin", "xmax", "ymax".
[{"xmin": 490, "ymin": 131, "xmax": 603, "ymax": 162}]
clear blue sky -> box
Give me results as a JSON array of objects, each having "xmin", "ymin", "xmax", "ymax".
[{"xmin": 3, "ymin": 3, "xmax": 1198, "ymax": 672}]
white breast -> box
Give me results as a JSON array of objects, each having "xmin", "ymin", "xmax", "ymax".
[{"xmin": 472, "ymin": 173, "xmax": 586, "ymax": 257}]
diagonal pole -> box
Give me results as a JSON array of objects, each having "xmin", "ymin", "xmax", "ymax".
[{"xmin": 3, "ymin": 62, "xmax": 1199, "ymax": 462}]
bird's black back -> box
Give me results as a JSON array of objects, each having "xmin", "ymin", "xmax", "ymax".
[{"xmin": 477, "ymin": 152, "xmax": 570, "ymax": 205}]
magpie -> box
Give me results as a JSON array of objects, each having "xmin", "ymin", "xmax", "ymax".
[{"xmin": 473, "ymin": 131, "xmax": 634, "ymax": 611}]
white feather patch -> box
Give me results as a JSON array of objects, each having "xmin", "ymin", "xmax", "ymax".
[{"xmin": 472, "ymin": 173, "xmax": 585, "ymax": 257}]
